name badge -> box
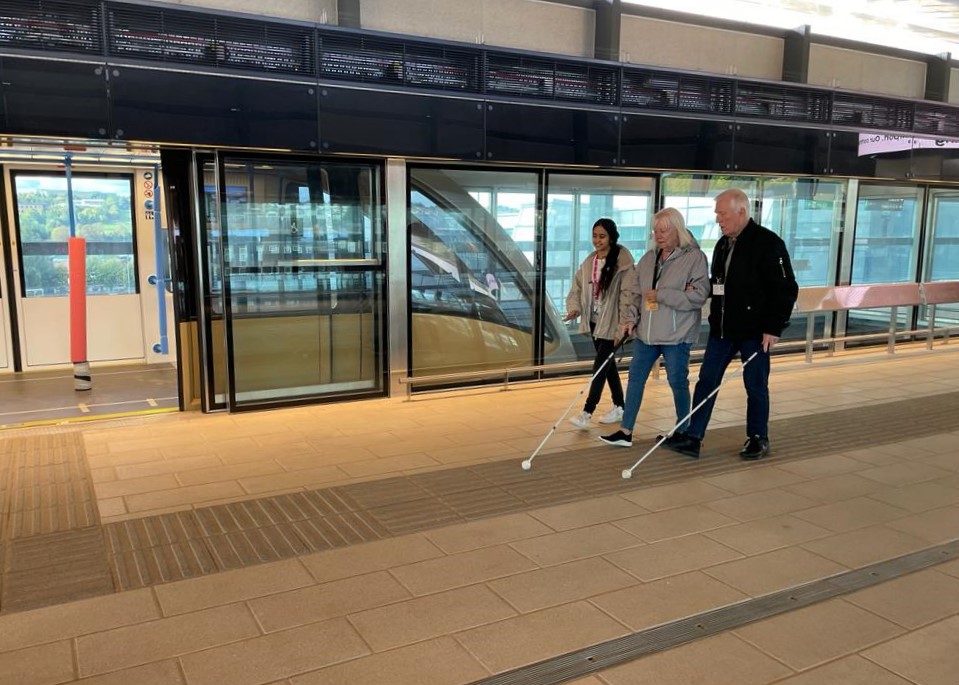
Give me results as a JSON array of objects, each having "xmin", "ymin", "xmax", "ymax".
[{"xmin": 713, "ymin": 284, "xmax": 725, "ymax": 296}]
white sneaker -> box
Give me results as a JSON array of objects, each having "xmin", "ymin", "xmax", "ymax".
[
  {"xmin": 598, "ymin": 406, "xmax": 624, "ymax": 424},
  {"xmin": 569, "ymin": 411, "xmax": 591, "ymax": 429}
]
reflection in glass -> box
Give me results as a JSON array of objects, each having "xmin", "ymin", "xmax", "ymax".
[
  {"xmin": 760, "ymin": 178, "xmax": 845, "ymax": 287},
  {"xmin": 408, "ymin": 168, "xmax": 571, "ymax": 376},
  {"xmin": 922, "ymin": 189, "xmax": 959, "ymax": 327},
  {"xmin": 847, "ymin": 183, "xmax": 923, "ymax": 339},
  {"xmin": 545, "ymin": 174, "xmax": 654, "ymax": 363},
  {"xmin": 201, "ymin": 162, "xmax": 227, "ymax": 406},
  {"xmin": 661, "ymin": 174, "xmax": 759, "ymax": 268},
  {"xmin": 12, "ymin": 173, "xmax": 137, "ymax": 297},
  {"xmin": 851, "ymin": 184, "xmax": 922, "ymax": 285},
  {"xmin": 925, "ymin": 190, "xmax": 959, "ymax": 282},
  {"xmin": 219, "ymin": 159, "xmax": 385, "ymax": 405}
]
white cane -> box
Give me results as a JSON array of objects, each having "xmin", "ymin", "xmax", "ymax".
[
  {"xmin": 621, "ymin": 350, "xmax": 760, "ymax": 479},
  {"xmin": 521, "ymin": 338, "xmax": 628, "ymax": 471}
]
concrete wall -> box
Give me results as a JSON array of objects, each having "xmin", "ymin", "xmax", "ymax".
[
  {"xmin": 620, "ymin": 15, "xmax": 783, "ymax": 80},
  {"xmin": 808, "ymin": 45, "xmax": 926, "ymax": 98},
  {"xmin": 950, "ymin": 68, "xmax": 959, "ymax": 104},
  {"xmin": 164, "ymin": 0, "xmax": 336, "ymax": 23},
  {"xmin": 360, "ymin": 0, "xmax": 594, "ymax": 58}
]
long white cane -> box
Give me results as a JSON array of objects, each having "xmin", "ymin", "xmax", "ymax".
[{"xmin": 621, "ymin": 350, "xmax": 760, "ymax": 479}]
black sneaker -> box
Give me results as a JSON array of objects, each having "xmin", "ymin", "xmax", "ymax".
[
  {"xmin": 599, "ymin": 430, "xmax": 632, "ymax": 447},
  {"xmin": 665, "ymin": 434, "xmax": 701, "ymax": 459},
  {"xmin": 740, "ymin": 435, "xmax": 770, "ymax": 461},
  {"xmin": 656, "ymin": 431, "xmax": 687, "ymax": 448}
]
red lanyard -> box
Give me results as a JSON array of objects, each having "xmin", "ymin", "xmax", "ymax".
[{"xmin": 592, "ymin": 256, "xmax": 602, "ymax": 300}]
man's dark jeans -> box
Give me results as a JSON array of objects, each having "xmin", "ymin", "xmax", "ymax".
[{"xmin": 686, "ymin": 335, "xmax": 770, "ymax": 440}]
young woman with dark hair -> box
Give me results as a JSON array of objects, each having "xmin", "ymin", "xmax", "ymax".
[{"xmin": 565, "ymin": 218, "xmax": 634, "ymax": 429}]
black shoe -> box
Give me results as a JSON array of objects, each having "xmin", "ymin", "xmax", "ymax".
[
  {"xmin": 656, "ymin": 431, "xmax": 687, "ymax": 448},
  {"xmin": 740, "ymin": 435, "xmax": 770, "ymax": 461},
  {"xmin": 665, "ymin": 434, "xmax": 700, "ymax": 459},
  {"xmin": 599, "ymin": 430, "xmax": 632, "ymax": 447}
]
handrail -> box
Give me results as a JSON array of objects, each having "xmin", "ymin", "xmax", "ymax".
[
  {"xmin": 398, "ymin": 356, "xmax": 632, "ymax": 400},
  {"xmin": 795, "ymin": 280, "xmax": 959, "ymax": 362},
  {"xmin": 400, "ymin": 281, "xmax": 959, "ymax": 397}
]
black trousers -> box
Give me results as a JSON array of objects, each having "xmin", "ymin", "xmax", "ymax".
[{"xmin": 584, "ymin": 324, "xmax": 624, "ymax": 414}]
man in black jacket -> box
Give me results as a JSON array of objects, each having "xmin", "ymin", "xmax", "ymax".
[{"xmin": 668, "ymin": 189, "xmax": 798, "ymax": 460}]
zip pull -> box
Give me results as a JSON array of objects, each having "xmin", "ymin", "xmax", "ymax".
[{"xmin": 779, "ymin": 256, "xmax": 786, "ymax": 278}]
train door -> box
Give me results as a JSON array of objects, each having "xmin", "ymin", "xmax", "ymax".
[
  {"xmin": 203, "ymin": 154, "xmax": 388, "ymax": 410},
  {"xmin": 1, "ymin": 163, "xmax": 176, "ymax": 373},
  {"xmin": 0, "ymin": 169, "xmax": 10, "ymax": 370}
]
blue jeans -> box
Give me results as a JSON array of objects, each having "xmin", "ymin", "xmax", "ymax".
[
  {"xmin": 621, "ymin": 340, "xmax": 692, "ymax": 433},
  {"xmin": 686, "ymin": 335, "xmax": 771, "ymax": 440}
]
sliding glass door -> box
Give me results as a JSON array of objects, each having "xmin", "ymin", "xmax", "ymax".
[{"xmin": 217, "ymin": 157, "xmax": 387, "ymax": 408}]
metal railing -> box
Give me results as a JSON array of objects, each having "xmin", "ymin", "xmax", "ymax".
[
  {"xmin": 399, "ymin": 281, "xmax": 959, "ymax": 398},
  {"xmin": 795, "ymin": 280, "xmax": 959, "ymax": 362}
]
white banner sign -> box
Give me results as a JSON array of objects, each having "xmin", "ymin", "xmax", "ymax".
[{"xmin": 858, "ymin": 133, "xmax": 959, "ymax": 156}]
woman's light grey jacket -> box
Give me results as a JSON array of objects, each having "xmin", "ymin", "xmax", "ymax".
[
  {"xmin": 566, "ymin": 246, "xmax": 634, "ymax": 340},
  {"xmin": 619, "ymin": 245, "xmax": 710, "ymax": 345}
]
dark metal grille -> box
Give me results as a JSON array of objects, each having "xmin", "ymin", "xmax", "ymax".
[
  {"xmin": 106, "ymin": 3, "xmax": 313, "ymax": 76},
  {"xmin": 486, "ymin": 54, "xmax": 618, "ymax": 105},
  {"xmin": 914, "ymin": 102, "xmax": 959, "ymax": 137},
  {"xmin": 735, "ymin": 82, "xmax": 832, "ymax": 123},
  {"xmin": 319, "ymin": 34, "xmax": 478, "ymax": 91},
  {"xmin": 319, "ymin": 34, "xmax": 403, "ymax": 83},
  {"xmin": 0, "ymin": 0, "xmax": 101, "ymax": 54},
  {"xmin": 0, "ymin": 0, "xmax": 957, "ymax": 138},
  {"xmin": 622, "ymin": 69, "xmax": 733, "ymax": 115},
  {"xmin": 832, "ymin": 92, "xmax": 915, "ymax": 130}
]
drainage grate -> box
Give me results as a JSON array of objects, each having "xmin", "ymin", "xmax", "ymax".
[{"xmin": 466, "ymin": 539, "xmax": 959, "ymax": 685}]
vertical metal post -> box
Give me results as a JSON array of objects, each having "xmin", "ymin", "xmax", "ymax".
[
  {"xmin": 927, "ymin": 303, "xmax": 936, "ymax": 349},
  {"xmin": 805, "ymin": 313, "xmax": 815, "ymax": 363},
  {"xmin": 887, "ymin": 305, "xmax": 898, "ymax": 354}
]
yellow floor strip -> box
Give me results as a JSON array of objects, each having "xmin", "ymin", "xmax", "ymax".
[{"xmin": 0, "ymin": 407, "xmax": 178, "ymax": 430}]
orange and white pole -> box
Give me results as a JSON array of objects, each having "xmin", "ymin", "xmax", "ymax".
[{"xmin": 65, "ymin": 156, "xmax": 91, "ymax": 390}]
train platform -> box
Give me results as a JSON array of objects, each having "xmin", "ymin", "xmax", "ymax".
[{"xmin": 1, "ymin": 343, "xmax": 958, "ymax": 685}]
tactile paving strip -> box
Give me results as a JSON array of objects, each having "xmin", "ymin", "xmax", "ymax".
[{"xmin": 3, "ymin": 390, "xmax": 959, "ymax": 610}]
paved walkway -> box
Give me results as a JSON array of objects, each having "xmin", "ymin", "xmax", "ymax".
[{"xmin": 1, "ymin": 344, "xmax": 958, "ymax": 684}]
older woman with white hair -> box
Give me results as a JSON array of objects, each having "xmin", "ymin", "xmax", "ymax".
[{"xmin": 600, "ymin": 207, "xmax": 709, "ymax": 448}]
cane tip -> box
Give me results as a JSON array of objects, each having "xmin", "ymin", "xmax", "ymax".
[
  {"xmin": 521, "ymin": 460, "xmax": 532, "ymax": 471},
  {"xmin": 621, "ymin": 469, "xmax": 632, "ymax": 479}
]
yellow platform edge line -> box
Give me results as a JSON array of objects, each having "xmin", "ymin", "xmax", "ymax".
[{"xmin": 0, "ymin": 406, "xmax": 178, "ymax": 430}]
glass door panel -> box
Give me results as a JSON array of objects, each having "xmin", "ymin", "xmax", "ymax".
[
  {"xmin": 921, "ymin": 188, "xmax": 959, "ymax": 328},
  {"xmin": 545, "ymin": 173, "xmax": 654, "ymax": 364},
  {"xmin": 661, "ymin": 174, "xmax": 760, "ymax": 268},
  {"xmin": 846, "ymin": 183, "xmax": 923, "ymax": 339},
  {"xmin": 761, "ymin": 177, "xmax": 847, "ymax": 342},
  {"xmin": 220, "ymin": 158, "xmax": 386, "ymax": 408},
  {"xmin": 200, "ymin": 159, "xmax": 227, "ymax": 409}
]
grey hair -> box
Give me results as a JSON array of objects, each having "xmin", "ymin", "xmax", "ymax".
[
  {"xmin": 714, "ymin": 188, "xmax": 751, "ymax": 215},
  {"xmin": 652, "ymin": 207, "xmax": 699, "ymax": 249}
]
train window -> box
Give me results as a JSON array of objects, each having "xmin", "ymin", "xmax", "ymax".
[
  {"xmin": 11, "ymin": 173, "xmax": 137, "ymax": 297},
  {"xmin": 408, "ymin": 167, "xmax": 572, "ymax": 377}
]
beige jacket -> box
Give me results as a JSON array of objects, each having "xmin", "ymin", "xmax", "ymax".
[{"xmin": 566, "ymin": 245, "xmax": 634, "ymax": 340}]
